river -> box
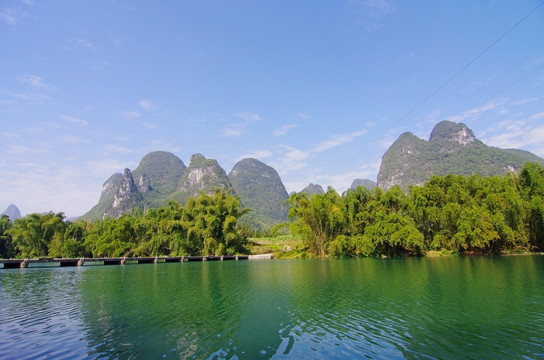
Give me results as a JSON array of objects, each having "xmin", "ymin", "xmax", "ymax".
[{"xmin": 0, "ymin": 256, "xmax": 542, "ymax": 359}]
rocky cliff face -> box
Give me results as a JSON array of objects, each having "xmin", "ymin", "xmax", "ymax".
[
  {"xmin": 378, "ymin": 121, "xmax": 544, "ymax": 190},
  {"xmin": 83, "ymin": 151, "xmax": 187, "ymax": 220},
  {"xmin": 104, "ymin": 168, "xmax": 144, "ymax": 218},
  {"xmin": 173, "ymin": 153, "xmax": 233, "ymax": 204},
  {"xmin": 229, "ymin": 158, "xmax": 289, "ymax": 229}
]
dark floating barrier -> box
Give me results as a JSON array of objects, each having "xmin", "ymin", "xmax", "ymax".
[{"xmin": 0, "ymin": 254, "xmax": 272, "ymax": 269}]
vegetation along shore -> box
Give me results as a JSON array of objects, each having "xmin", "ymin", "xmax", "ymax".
[{"xmin": 1, "ymin": 162, "xmax": 543, "ymax": 260}]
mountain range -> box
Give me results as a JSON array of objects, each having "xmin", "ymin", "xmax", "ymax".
[
  {"xmin": 378, "ymin": 121, "xmax": 544, "ymax": 190},
  {"xmin": 82, "ymin": 121, "xmax": 543, "ymax": 229}
]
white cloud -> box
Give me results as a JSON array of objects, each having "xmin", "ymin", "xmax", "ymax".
[
  {"xmin": 1, "ymin": 89, "xmax": 49, "ymax": 104},
  {"xmin": 236, "ymin": 112, "xmax": 261, "ymax": 122},
  {"xmin": 105, "ymin": 144, "xmax": 132, "ymax": 154},
  {"xmin": 0, "ymin": 8, "xmax": 28, "ymax": 25},
  {"xmin": 141, "ymin": 122, "xmax": 157, "ymax": 130},
  {"xmin": 345, "ymin": 0, "xmax": 395, "ymax": 32},
  {"xmin": 219, "ymin": 112, "xmax": 262, "ymax": 137},
  {"xmin": 298, "ymin": 112, "xmax": 312, "ymax": 119},
  {"xmin": 273, "ymin": 124, "xmax": 298, "ymax": 136},
  {"xmin": 239, "ymin": 150, "xmax": 272, "ymax": 160},
  {"xmin": 483, "ymin": 115, "xmax": 544, "ymax": 156},
  {"xmin": 313, "ymin": 129, "xmax": 367, "ymax": 152},
  {"xmin": 19, "ymin": 74, "xmax": 54, "ymax": 91},
  {"xmin": 5, "ymin": 144, "xmax": 48, "ymax": 155},
  {"xmin": 271, "ymin": 145, "xmax": 310, "ymax": 174},
  {"xmin": 139, "ymin": 99, "xmax": 154, "ymax": 110},
  {"xmin": 61, "ymin": 135, "xmax": 90, "ymax": 144},
  {"xmin": 60, "ymin": 114, "xmax": 88, "ymax": 126},
  {"xmin": 511, "ymin": 97, "xmax": 539, "ymax": 106},
  {"xmin": 448, "ymin": 99, "xmax": 506, "ymax": 123},
  {"xmin": 220, "ymin": 128, "xmax": 241, "ymax": 137},
  {"xmin": 92, "ymin": 61, "xmax": 111, "ymax": 71},
  {"xmin": 121, "ymin": 111, "xmax": 141, "ymax": 119},
  {"xmin": 87, "ymin": 158, "xmax": 134, "ymax": 176},
  {"xmin": 72, "ymin": 38, "xmax": 95, "ymax": 51}
]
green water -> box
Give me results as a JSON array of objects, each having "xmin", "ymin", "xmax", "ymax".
[{"xmin": 0, "ymin": 256, "xmax": 543, "ymax": 359}]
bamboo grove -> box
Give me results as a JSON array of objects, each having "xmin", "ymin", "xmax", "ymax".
[
  {"xmin": 288, "ymin": 162, "xmax": 544, "ymax": 257},
  {"xmin": 1, "ymin": 163, "xmax": 543, "ymax": 259},
  {"xmin": 0, "ymin": 189, "xmax": 250, "ymax": 259}
]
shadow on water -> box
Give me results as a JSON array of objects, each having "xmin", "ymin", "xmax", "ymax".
[{"xmin": 0, "ymin": 256, "xmax": 543, "ymax": 359}]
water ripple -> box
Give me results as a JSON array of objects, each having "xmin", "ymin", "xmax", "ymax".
[{"xmin": 1, "ymin": 258, "xmax": 543, "ymax": 359}]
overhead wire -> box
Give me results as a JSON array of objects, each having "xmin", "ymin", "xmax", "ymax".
[{"xmin": 345, "ymin": 0, "xmax": 544, "ymax": 182}]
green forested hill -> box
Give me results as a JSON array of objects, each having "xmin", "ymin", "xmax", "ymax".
[
  {"xmin": 378, "ymin": 121, "xmax": 544, "ymax": 190},
  {"xmin": 229, "ymin": 158, "xmax": 289, "ymax": 230},
  {"xmin": 170, "ymin": 153, "xmax": 233, "ymax": 205},
  {"xmin": 300, "ymin": 183, "xmax": 325, "ymax": 196}
]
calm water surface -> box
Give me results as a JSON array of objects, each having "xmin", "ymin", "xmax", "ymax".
[{"xmin": 0, "ymin": 256, "xmax": 543, "ymax": 359}]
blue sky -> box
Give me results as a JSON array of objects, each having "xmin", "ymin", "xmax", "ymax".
[{"xmin": 1, "ymin": 0, "xmax": 544, "ymax": 217}]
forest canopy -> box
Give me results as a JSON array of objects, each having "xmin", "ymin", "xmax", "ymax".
[{"xmin": 1, "ymin": 163, "xmax": 543, "ymax": 259}]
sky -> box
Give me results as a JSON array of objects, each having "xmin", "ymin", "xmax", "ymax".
[{"xmin": 1, "ymin": 0, "xmax": 544, "ymax": 218}]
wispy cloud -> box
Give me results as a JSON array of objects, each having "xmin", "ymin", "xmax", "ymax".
[
  {"xmin": 139, "ymin": 99, "xmax": 154, "ymax": 110},
  {"xmin": 19, "ymin": 74, "xmax": 55, "ymax": 91},
  {"xmin": 87, "ymin": 158, "xmax": 134, "ymax": 176},
  {"xmin": 275, "ymin": 145, "xmax": 310, "ymax": 172},
  {"xmin": 0, "ymin": 7, "xmax": 29, "ymax": 25},
  {"xmin": 60, "ymin": 115, "xmax": 88, "ymax": 126},
  {"xmin": 105, "ymin": 144, "xmax": 132, "ymax": 154},
  {"xmin": 236, "ymin": 112, "xmax": 261, "ymax": 122},
  {"xmin": 447, "ymin": 98, "xmax": 506, "ymax": 123},
  {"xmin": 121, "ymin": 111, "xmax": 141, "ymax": 119},
  {"xmin": 5, "ymin": 144, "xmax": 49, "ymax": 155},
  {"xmin": 220, "ymin": 111, "xmax": 262, "ymax": 137},
  {"xmin": 511, "ymin": 97, "xmax": 539, "ymax": 106},
  {"xmin": 92, "ymin": 61, "xmax": 111, "ymax": 71},
  {"xmin": 482, "ymin": 113, "xmax": 544, "ymax": 156},
  {"xmin": 220, "ymin": 128, "xmax": 241, "ymax": 137},
  {"xmin": 313, "ymin": 129, "xmax": 367, "ymax": 152},
  {"xmin": 273, "ymin": 124, "xmax": 298, "ymax": 136},
  {"xmin": 298, "ymin": 112, "xmax": 312, "ymax": 119},
  {"xmin": 61, "ymin": 135, "xmax": 90, "ymax": 144},
  {"xmin": 239, "ymin": 150, "xmax": 272, "ymax": 160},
  {"xmin": 141, "ymin": 122, "xmax": 157, "ymax": 130},
  {"xmin": 345, "ymin": 0, "xmax": 395, "ymax": 32},
  {"xmin": 271, "ymin": 128, "xmax": 370, "ymax": 178},
  {"xmin": 71, "ymin": 38, "xmax": 95, "ymax": 51}
]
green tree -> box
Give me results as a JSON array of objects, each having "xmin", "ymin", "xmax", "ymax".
[
  {"xmin": 288, "ymin": 187, "xmax": 346, "ymax": 257},
  {"xmin": 0, "ymin": 215, "xmax": 14, "ymax": 258},
  {"xmin": 8, "ymin": 212, "xmax": 66, "ymax": 258}
]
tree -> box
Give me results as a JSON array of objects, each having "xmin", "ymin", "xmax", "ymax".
[
  {"xmin": 8, "ymin": 212, "xmax": 66, "ymax": 258},
  {"xmin": 288, "ymin": 187, "xmax": 346, "ymax": 257},
  {"xmin": 0, "ymin": 215, "xmax": 13, "ymax": 258}
]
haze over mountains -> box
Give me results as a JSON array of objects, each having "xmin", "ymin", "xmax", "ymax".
[
  {"xmin": 80, "ymin": 121, "xmax": 543, "ymax": 229},
  {"xmin": 1, "ymin": 204, "xmax": 21, "ymax": 221}
]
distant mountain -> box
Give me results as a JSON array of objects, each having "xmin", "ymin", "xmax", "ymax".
[
  {"xmin": 229, "ymin": 158, "xmax": 289, "ymax": 230},
  {"xmin": 83, "ymin": 151, "xmax": 186, "ymax": 220},
  {"xmin": 171, "ymin": 153, "xmax": 233, "ymax": 204},
  {"xmin": 378, "ymin": 121, "xmax": 544, "ymax": 190},
  {"xmin": 300, "ymin": 183, "xmax": 325, "ymax": 195},
  {"xmin": 350, "ymin": 179, "xmax": 377, "ymax": 191},
  {"xmin": 1, "ymin": 204, "xmax": 21, "ymax": 221},
  {"xmin": 132, "ymin": 151, "xmax": 187, "ymax": 208}
]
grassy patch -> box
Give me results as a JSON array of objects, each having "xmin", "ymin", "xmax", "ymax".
[{"xmin": 247, "ymin": 234, "xmax": 306, "ymax": 258}]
